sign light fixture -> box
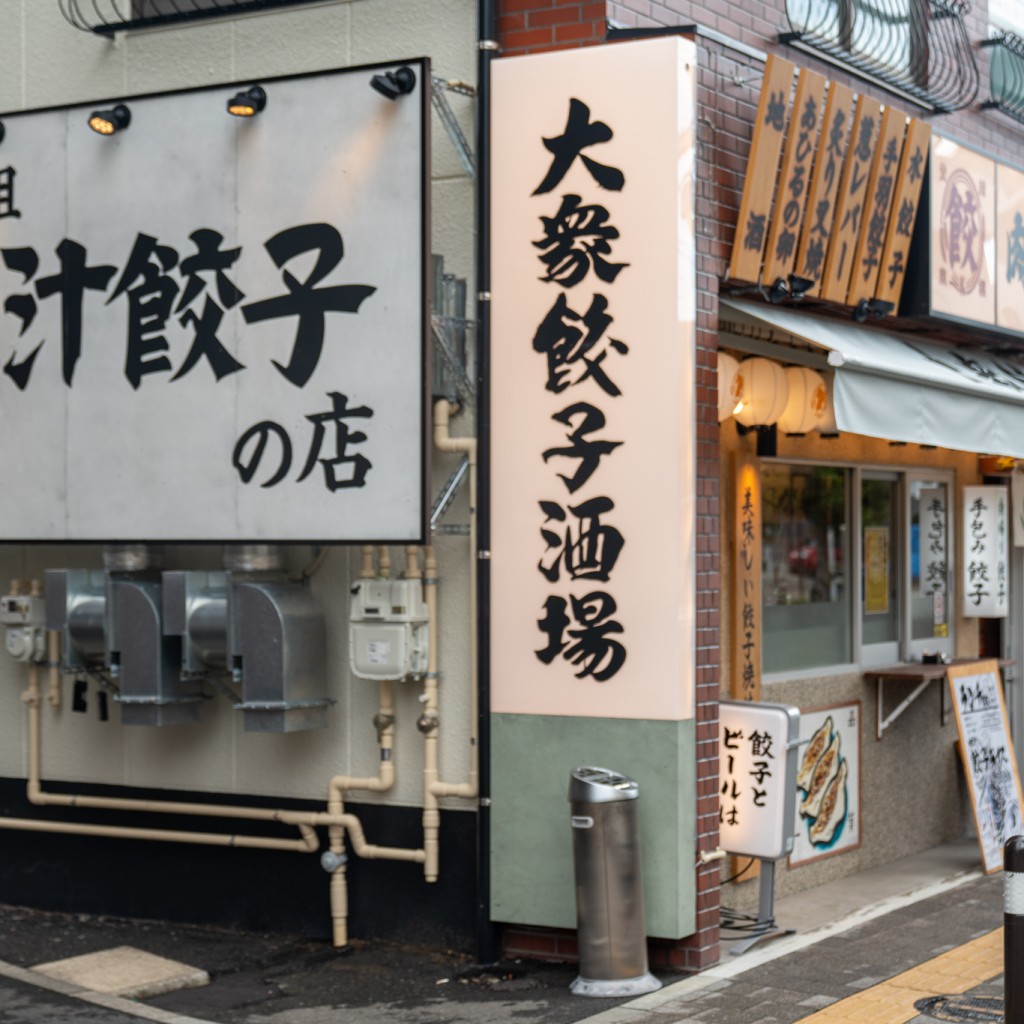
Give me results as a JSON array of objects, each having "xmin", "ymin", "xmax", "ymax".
[
  {"xmin": 370, "ymin": 66, "xmax": 417, "ymax": 100},
  {"xmin": 226, "ymin": 85, "xmax": 267, "ymax": 117},
  {"xmin": 88, "ymin": 104, "xmax": 131, "ymax": 135}
]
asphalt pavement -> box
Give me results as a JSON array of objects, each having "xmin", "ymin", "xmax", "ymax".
[{"xmin": 0, "ymin": 838, "xmax": 1010, "ymax": 1024}]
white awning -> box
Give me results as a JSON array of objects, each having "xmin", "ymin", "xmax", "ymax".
[{"xmin": 720, "ymin": 299, "xmax": 1024, "ymax": 458}]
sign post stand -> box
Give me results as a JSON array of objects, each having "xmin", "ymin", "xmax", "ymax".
[
  {"xmin": 719, "ymin": 700, "xmax": 801, "ymax": 956},
  {"xmin": 728, "ymin": 859, "xmax": 794, "ymax": 956}
]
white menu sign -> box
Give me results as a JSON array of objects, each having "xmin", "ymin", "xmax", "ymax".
[{"xmin": 963, "ymin": 486, "xmax": 1008, "ymax": 618}]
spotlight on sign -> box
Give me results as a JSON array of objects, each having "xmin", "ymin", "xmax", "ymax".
[
  {"xmin": 227, "ymin": 86, "xmax": 267, "ymax": 117},
  {"xmin": 88, "ymin": 104, "xmax": 131, "ymax": 136},
  {"xmin": 370, "ymin": 66, "xmax": 417, "ymax": 100},
  {"xmin": 852, "ymin": 297, "xmax": 895, "ymax": 322}
]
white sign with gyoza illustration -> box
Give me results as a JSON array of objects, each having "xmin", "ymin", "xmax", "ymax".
[{"xmin": 790, "ymin": 702, "xmax": 861, "ymax": 866}]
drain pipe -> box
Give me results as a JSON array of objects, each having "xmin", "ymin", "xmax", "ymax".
[
  {"xmin": 430, "ymin": 400, "xmax": 479, "ymax": 803},
  {"xmin": 475, "ymin": 0, "xmax": 498, "ymax": 965}
]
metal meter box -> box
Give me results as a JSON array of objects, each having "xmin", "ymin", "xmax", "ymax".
[
  {"xmin": 349, "ymin": 578, "xmax": 429, "ymax": 681},
  {"xmin": 568, "ymin": 767, "xmax": 661, "ymax": 998},
  {"xmin": 0, "ymin": 592, "xmax": 46, "ymax": 663}
]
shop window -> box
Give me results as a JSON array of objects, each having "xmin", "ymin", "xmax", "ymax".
[
  {"xmin": 780, "ymin": 0, "xmax": 978, "ymax": 112},
  {"xmin": 862, "ymin": 474, "xmax": 899, "ymax": 665},
  {"xmin": 762, "ymin": 464, "xmax": 851, "ymax": 673},
  {"xmin": 762, "ymin": 464, "xmax": 953, "ymax": 675}
]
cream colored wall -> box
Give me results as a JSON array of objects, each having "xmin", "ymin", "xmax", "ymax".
[
  {"xmin": 0, "ymin": 0, "xmax": 477, "ymax": 810},
  {"xmin": 719, "ymin": 415, "xmax": 983, "ymax": 901}
]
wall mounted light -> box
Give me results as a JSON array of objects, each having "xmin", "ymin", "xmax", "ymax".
[
  {"xmin": 0, "ymin": 122, "xmax": 5, "ymax": 145},
  {"xmin": 370, "ymin": 66, "xmax": 417, "ymax": 100},
  {"xmin": 852, "ymin": 297, "xmax": 895, "ymax": 322},
  {"xmin": 227, "ymin": 86, "xmax": 266, "ymax": 117},
  {"xmin": 767, "ymin": 274, "xmax": 815, "ymax": 304},
  {"xmin": 88, "ymin": 104, "xmax": 131, "ymax": 135}
]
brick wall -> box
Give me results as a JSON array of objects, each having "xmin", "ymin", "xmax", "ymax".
[
  {"xmin": 495, "ymin": 0, "xmax": 724, "ymax": 975},
  {"xmin": 499, "ymin": 0, "xmax": 607, "ymax": 55},
  {"xmin": 607, "ymin": 0, "xmax": 1020, "ymax": 159}
]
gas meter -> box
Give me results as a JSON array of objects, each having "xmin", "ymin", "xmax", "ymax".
[
  {"xmin": 349, "ymin": 578, "xmax": 429, "ymax": 681},
  {"xmin": 1, "ymin": 592, "xmax": 46, "ymax": 663}
]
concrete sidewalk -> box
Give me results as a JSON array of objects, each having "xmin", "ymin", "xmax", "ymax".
[{"xmin": 0, "ymin": 837, "xmax": 1005, "ymax": 1024}]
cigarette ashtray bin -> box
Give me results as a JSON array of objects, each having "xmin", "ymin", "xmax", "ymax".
[{"xmin": 568, "ymin": 766, "xmax": 661, "ymax": 997}]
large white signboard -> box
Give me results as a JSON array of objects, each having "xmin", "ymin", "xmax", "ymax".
[
  {"xmin": 489, "ymin": 38, "xmax": 697, "ymax": 721},
  {"xmin": 0, "ymin": 62, "xmax": 427, "ymax": 541}
]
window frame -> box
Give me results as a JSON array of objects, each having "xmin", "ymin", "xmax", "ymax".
[{"xmin": 761, "ymin": 457, "xmax": 955, "ymax": 682}]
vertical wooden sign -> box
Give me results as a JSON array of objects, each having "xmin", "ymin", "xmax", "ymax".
[
  {"xmin": 728, "ymin": 55, "xmax": 796, "ymax": 284},
  {"xmin": 795, "ymin": 82, "xmax": 854, "ymax": 297},
  {"xmin": 733, "ymin": 456, "xmax": 762, "ymax": 701},
  {"xmin": 847, "ymin": 107, "xmax": 907, "ymax": 307},
  {"xmin": 763, "ymin": 68, "xmax": 827, "ymax": 287},
  {"xmin": 820, "ymin": 96, "xmax": 882, "ymax": 303},
  {"xmin": 874, "ymin": 118, "xmax": 931, "ymax": 313}
]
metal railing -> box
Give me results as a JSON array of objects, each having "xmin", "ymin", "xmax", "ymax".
[
  {"xmin": 981, "ymin": 31, "xmax": 1024, "ymax": 125},
  {"xmin": 58, "ymin": 0, "xmax": 306, "ymax": 34},
  {"xmin": 780, "ymin": 0, "xmax": 979, "ymax": 111}
]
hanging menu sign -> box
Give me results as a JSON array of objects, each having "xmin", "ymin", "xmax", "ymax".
[
  {"xmin": 963, "ymin": 485, "xmax": 1008, "ymax": 618},
  {"xmin": 820, "ymin": 96, "xmax": 881, "ymax": 303},
  {"xmin": 920, "ymin": 487, "xmax": 949, "ymax": 636},
  {"xmin": 728, "ymin": 55, "xmax": 796, "ymax": 285},
  {"xmin": 733, "ymin": 456, "xmax": 762, "ymax": 700}
]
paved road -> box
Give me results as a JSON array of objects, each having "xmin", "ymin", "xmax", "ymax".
[{"xmin": 0, "ymin": 870, "xmax": 1009, "ymax": 1024}]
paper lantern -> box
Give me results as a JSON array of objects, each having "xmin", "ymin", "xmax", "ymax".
[
  {"xmin": 734, "ymin": 357, "xmax": 788, "ymax": 427},
  {"xmin": 778, "ymin": 367, "xmax": 827, "ymax": 434},
  {"xmin": 717, "ymin": 352, "xmax": 742, "ymax": 422},
  {"xmin": 818, "ymin": 371, "xmax": 839, "ymax": 436}
]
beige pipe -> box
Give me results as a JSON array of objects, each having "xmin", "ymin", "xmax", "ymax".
[
  {"xmin": 322, "ymin": 678, "xmax": 426, "ymax": 947},
  {"xmin": 429, "ymin": 400, "xmax": 479, "ymax": 802},
  {"xmin": 421, "ymin": 546, "xmax": 442, "ymax": 881},
  {"xmin": 360, "ymin": 545, "xmax": 376, "ymax": 579},
  {"xmin": 10, "ymin": 576, "xmax": 435, "ymax": 949},
  {"xmin": 0, "ymin": 816, "xmax": 318, "ymax": 852},
  {"xmin": 20, "ymin": 665, "xmax": 317, "ymax": 852},
  {"xmin": 47, "ymin": 632, "xmax": 61, "ymax": 710}
]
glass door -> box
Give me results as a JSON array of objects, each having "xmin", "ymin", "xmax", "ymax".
[
  {"xmin": 861, "ymin": 473, "xmax": 900, "ymax": 667},
  {"xmin": 907, "ymin": 474, "xmax": 953, "ymax": 662}
]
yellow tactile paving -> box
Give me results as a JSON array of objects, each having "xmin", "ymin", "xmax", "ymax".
[{"xmin": 796, "ymin": 928, "xmax": 1003, "ymax": 1024}]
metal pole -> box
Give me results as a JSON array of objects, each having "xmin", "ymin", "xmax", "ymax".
[
  {"xmin": 474, "ymin": 0, "xmax": 499, "ymax": 967},
  {"xmin": 1007, "ymin": 835, "xmax": 1024, "ymax": 1024}
]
